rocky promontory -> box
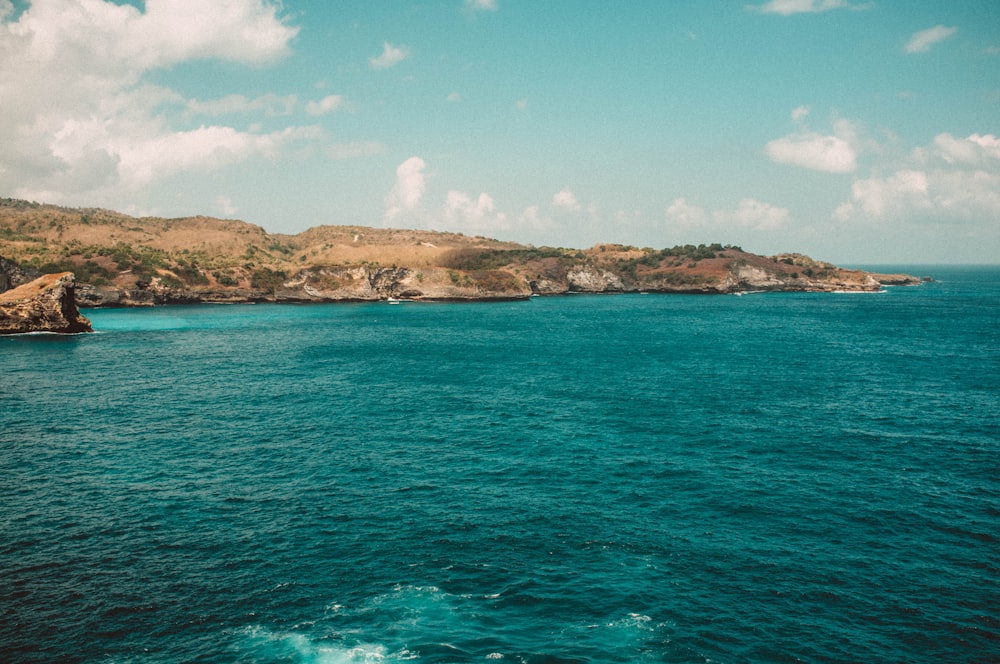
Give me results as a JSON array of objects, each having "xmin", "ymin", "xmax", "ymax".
[
  {"xmin": 0, "ymin": 198, "xmax": 922, "ymax": 307},
  {"xmin": 0, "ymin": 272, "xmax": 92, "ymax": 335}
]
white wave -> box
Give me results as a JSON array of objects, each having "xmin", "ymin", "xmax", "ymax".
[
  {"xmin": 239, "ymin": 625, "xmax": 409, "ymax": 663},
  {"xmin": 831, "ymin": 289, "xmax": 887, "ymax": 294}
]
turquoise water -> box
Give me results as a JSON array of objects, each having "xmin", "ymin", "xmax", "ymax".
[{"xmin": 2, "ymin": 268, "xmax": 998, "ymax": 663}]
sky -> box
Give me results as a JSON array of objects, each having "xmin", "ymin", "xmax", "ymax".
[{"xmin": 1, "ymin": 0, "xmax": 999, "ymax": 263}]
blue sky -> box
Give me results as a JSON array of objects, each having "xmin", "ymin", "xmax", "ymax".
[{"xmin": 1, "ymin": 0, "xmax": 998, "ymax": 262}]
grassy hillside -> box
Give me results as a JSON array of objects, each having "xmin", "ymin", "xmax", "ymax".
[
  {"xmin": 0, "ymin": 198, "xmax": 917, "ymax": 302},
  {"xmin": 0, "ymin": 198, "xmax": 532, "ymax": 292}
]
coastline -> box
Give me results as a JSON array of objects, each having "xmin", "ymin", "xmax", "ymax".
[{"xmin": 1, "ymin": 200, "xmax": 925, "ymax": 311}]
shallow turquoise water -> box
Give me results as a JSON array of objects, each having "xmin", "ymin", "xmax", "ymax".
[{"xmin": 2, "ymin": 268, "xmax": 998, "ymax": 662}]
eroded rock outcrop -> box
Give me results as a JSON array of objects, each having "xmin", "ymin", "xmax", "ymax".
[
  {"xmin": 0, "ymin": 272, "xmax": 92, "ymax": 334},
  {"xmin": 566, "ymin": 267, "xmax": 625, "ymax": 292},
  {"xmin": 0, "ymin": 256, "xmax": 38, "ymax": 293},
  {"xmin": 0, "ymin": 201, "xmax": 923, "ymax": 304}
]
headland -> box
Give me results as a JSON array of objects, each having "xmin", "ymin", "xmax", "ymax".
[{"xmin": 0, "ymin": 198, "xmax": 922, "ymax": 310}]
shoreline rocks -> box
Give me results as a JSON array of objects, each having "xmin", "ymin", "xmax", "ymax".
[{"xmin": 0, "ymin": 272, "xmax": 93, "ymax": 335}]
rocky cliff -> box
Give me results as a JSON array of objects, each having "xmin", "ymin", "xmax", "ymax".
[
  {"xmin": 0, "ymin": 255, "xmax": 39, "ymax": 292},
  {"xmin": 0, "ymin": 199, "xmax": 922, "ymax": 306},
  {"xmin": 0, "ymin": 272, "xmax": 93, "ymax": 334}
]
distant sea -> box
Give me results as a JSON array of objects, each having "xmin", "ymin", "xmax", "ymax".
[{"xmin": 2, "ymin": 266, "xmax": 998, "ymax": 663}]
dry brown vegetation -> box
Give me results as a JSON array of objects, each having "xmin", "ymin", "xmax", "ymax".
[
  {"xmin": 0, "ymin": 199, "xmax": 536, "ymax": 291},
  {"xmin": 0, "ymin": 198, "xmax": 917, "ymax": 298}
]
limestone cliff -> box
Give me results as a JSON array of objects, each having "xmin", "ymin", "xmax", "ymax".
[
  {"xmin": 0, "ymin": 272, "xmax": 92, "ymax": 334},
  {"xmin": 0, "ymin": 199, "xmax": 922, "ymax": 305},
  {"xmin": 0, "ymin": 256, "xmax": 39, "ymax": 292}
]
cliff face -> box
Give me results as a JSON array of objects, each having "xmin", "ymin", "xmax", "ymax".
[
  {"xmin": 10, "ymin": 249, "xmax": 922, "ymax": 306},
  {"xmin": 70, "ymin": 264, "xmax": 534, "ymax": 305},
  {"xmin": 0, "ymin": 199, "xmax": 922, "ymax": 306},
  {"xmin": 0, "ymin": 256, "xmax": 39, "ymax": 292},
  {"xmin": 0, "ymin": 272, "xmax": 93, "ymax": 334}
]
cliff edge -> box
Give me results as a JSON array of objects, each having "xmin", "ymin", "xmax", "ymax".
[
  {"xmin": 0, "ymin": 272, "xmax": 93, "ymax": 335},
  {"xmin": 0, "ymin": 199, "xmax": 922, "ymax": 305}
]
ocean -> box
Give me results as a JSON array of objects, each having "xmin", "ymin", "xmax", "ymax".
[{"xmin": 2, "ymin": 267, "xmax": 998, "ymax": 663}]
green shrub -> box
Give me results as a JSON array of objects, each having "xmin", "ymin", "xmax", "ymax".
[
  {"xmin": 250, "ymin": 267, "xmax": 286, "ymax": 291},
  {"xmin": 440, "ymin": 247, "xmax": 567, "ymax": 271}
]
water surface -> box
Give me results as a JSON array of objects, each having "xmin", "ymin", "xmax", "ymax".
[{"xmin": 2, "ymin": 267, "xmax": 998, "ymax": 662}]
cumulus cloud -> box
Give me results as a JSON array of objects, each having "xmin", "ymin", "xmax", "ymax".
[
  {"xmin": 369, "ymin": 41, "xmax": 410, "ymax": 69},
  {"xmin": 552, "ymin": 189, "xmax": 581, "ymax": 211},
  {"xmin": 929, "ymin": 133, "xmax": 1000, "ymax": 166},
  {"xmin": 750, "ymin": 0, "xmax": 869, "ymax": 15},
  {"xmin": 665, "ymin": 198, "xmax": 710, "ymax": 228},
  {"xmin": 446, "ymin": 191, "xmax": 495, "ymax": 221},
  {"xmin": 666, "ymin": 197, "xmax": 788, "ymax": 231},
  {"xmin": 835, "ymin": 170, "xmax": 929, "ymax": 219},
  {"xmin": 905, "ymin": 25, "xmax": 958, "ymax": 54},
  {"xmin": 518, "ymin": 205, "xmax": 553, "ymax": 231},
  {"xmin": 0, "ymin": 0, "xmax": 306, "ymax": 204},
  {"xmin": 725, "ymin": 198, "xmax": 790, "ymax": 231},
  {"xmin": 385, "ymin": 157, "xmax": 427, "ymax": 221},
  {"xmin": 305, "ymin": 95, "xmax": 346, "ymax": 116},
  {"xmin": 766, "ymin": 133, "xmax": 857, "ymax": 173},
  {"xmin": 187, "ymin": 93, "xmax": 298, "ymax": 117},
  {"xmin": 444, "ymin": 191, "xmax": 510, "ymax": 234},
  {"xmin": 124, "ymin": 125, "xmax": 321, "ymax": 189},
  {"xmin": 834, "ymin": 133, "xmax": 1000, "ymax": 223},
  {"xmin": 765, "ymin": 109, "xmax": 860, "ymax": 173}
]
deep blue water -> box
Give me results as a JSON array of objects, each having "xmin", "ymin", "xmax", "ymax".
[{"xmin": 2, "ymin": 267, "xmax": 998, "ymax": 663}]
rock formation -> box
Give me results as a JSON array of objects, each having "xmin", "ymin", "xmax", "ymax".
[
  {"xmin": 0, "ymin": 272, "xmax": 93, "ymax": 335},
  {"xmin": 0, "ymin": 199, "xmax": 923, "ymax": 306},
  {"xmin": 0, "ymin": 256, "xmax": 38, "ymax": 292}
]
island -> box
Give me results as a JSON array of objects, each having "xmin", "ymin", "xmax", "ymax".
[{"xmin": 1, "ymin": 198, "xmax": 921, "ymax": 314}]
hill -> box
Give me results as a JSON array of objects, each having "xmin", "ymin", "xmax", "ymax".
[{"xmin": 0, "ymin": 198, "xmax": 920, "ymax": 305}]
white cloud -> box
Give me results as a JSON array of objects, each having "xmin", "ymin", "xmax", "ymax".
[
  {"xmin": 444, "ymin": 191, "xmax": 508, "ymax": 231},
  {"xmin": 515, "ymin": 98, "xmax": 529, "ymax": 111},
  {"xmin": 930, "ymin": 133, "xmax": 1000, "ymax": 166},
  {"xmin": 552, "ymin": 189, "xmax": 581, "ymax": 211},
  {"xmin": 116, "ymin": 125, "xmax": 322, "ymax": 189},
  {"xmin": 835, "ymin": 170, "xmax": 930, "ymax": 219},
  {"xmin": 464, "ymin": 0, "xmax": 498, "ymax": 10},
  {"xmin": 665, "ymin": 198, "xmax": 709, "ymax": 228},
  {"xmin": 835, "ymin": 133, "xmax": 1000, "ymax": 223},
  {"xmin": 385, "ymin": 157, "xmax": 427, "ymax": 221},
  {"xmin": 723, "ymin": 199, "xmax": 790, "ymax": 231},
  {"xmin": 187, "ymin": 93, "xmax": 298, "ymax": 117},
  {"xmin": 0, "ymin": 0, "xmax": 304, "ymax": 204},
  {"xmin": 5, "ymin": 0, "xmax": 296, "ymax": 73},
  {"xmin": 305, "ymin": 95, "xmax": 346, "ymax": 116},
  {"xmin": 369, "ymin": 41, "xmax": 410, "ymax": 70},
  {"xmin": 751, "ymin": 0, "xmax": 869, "ymax": 16},
  {"xmin": 765, "ymin": 132, "xmax": 857, "ymax": 173},
  {"xmin": 447, "ymin": 92, "xmax": 463, "ymax": 103},
  {"xmin": 905, "ymin": 25, "xmax": 958, "ymax": 54},
  {"xmin": 791, "ymin": 105, "xmax": 811, "ymax": 122},
  {"xmin": 666, "ymin": 197, "xmax": 788, "ymax": 231},
  {"xmin": 765, "ymin": 109, "xmax": 860, "ymax": 173}
]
